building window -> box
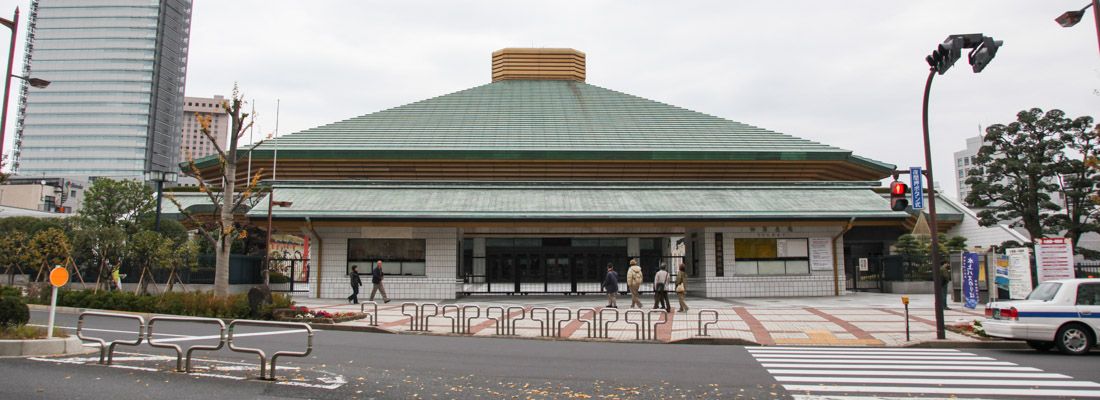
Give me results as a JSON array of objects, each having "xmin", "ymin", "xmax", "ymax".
[
  {"xmin": 733, "ymin": 238, "xmax": 810, "ymax": 275},
  {"xmin": 714, "ymin": 233, "xmax": 724, "ymax": 277},
  {"xmin": 347, "ymin": 239, "xmax": 426, "ymax": 276}
]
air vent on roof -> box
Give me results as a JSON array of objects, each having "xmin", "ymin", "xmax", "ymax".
[{"xmin": 491, "ymin": 48, "xmax": 585, "ymax": 82}]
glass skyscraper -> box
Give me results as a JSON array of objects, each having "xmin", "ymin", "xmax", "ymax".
[{"xmin": 12, "ymin": 0, "xmax": 192, "ymax": 179}]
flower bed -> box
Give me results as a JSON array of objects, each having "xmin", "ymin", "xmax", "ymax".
[{"xmin": 273, "ymin": 306, "xmax": 365, "ymax": 324}]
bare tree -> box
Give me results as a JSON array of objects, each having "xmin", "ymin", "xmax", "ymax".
[{"xmin": 170, "ymin": 84, "xmax": 263, "ymax": 296}]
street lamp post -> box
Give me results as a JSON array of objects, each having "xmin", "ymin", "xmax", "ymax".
[
  {"xmin": 145, "ymin": 171, "xmax": 178, "ymax": 231},
  {"xmin": 1055, "ymin": 1, "xmax": 1100, "ymax": 55},
  {"xmin": 922, "ymin": 33, "xmax": 1003, "ymax": 340}
]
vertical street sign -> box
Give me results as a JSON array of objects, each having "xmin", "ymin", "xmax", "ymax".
[
  {"xmin": 962, "ymin": 252, "xmax": 980, "ymax": 309},
  {"xmin": 909, "ymin": 166, "xmax": 924, "ymax": 210}
]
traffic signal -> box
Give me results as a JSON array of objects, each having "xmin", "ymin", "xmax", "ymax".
[
  {"xmin": 890, "ymin": 181, "xmax": 909, "ymax": 211},
  {"xmin": 968, "ymin": 36, "xmax": 1003, "ymax": 73},
  {"xmin": 925, "ymin": 37, "xmax": 962, "ymax": 75}
]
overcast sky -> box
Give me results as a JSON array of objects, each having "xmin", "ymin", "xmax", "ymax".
[{"xmin": 0, "ymin": 0, "xmax": 1096, "ymax": 199}]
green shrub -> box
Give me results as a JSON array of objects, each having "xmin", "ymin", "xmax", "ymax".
[
  {"xmin": 0, "ymin": 286, "xmax": 22, "ymax": 298},
  {"xmin": 46, "ymin": 289, "xmax": 294, "ymax": 320},
  {"xmin": 0, "ymin": 296, "xmax": 30, "ymax": 327},
  {"xmin": 269, "ymin": 271, "xmax": 291, "ymax": 284},
  {"xmin": 0, "ymin": 324, "xmax": 67, "ymax": 339}
]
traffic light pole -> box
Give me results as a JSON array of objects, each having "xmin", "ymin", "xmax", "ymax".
[{"xmin": 921, "ymin": 69, "xmax": 947, "ymax": 340}]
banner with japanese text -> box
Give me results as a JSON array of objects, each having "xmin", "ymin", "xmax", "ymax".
[{"xmin": 962, "ymin": 251, "xmax": 980, "ymax": 309}]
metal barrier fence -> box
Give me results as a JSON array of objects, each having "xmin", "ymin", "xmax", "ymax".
[
  {"xmin": 227, "ymin": 320, "xmax": 313, "ymax": 381},
  {"xmin": 441, "ymin": 304, "xmax": 481, "ymax": 334},
  {"xmin": 147, "ymin": 315, "xmax": 226, "ymax": 372},
  {"xmin": 576, "ymin": 307, "xmax": 620, "ymax": 339},
  {"xmin": 623, "ymin": 309, "xmax": 667, "ymax": 340},
  {"xmin": 76, "ymin": 311, "xmax": 313, "ymax": 381},
  {"xmin": 77, "ymin": 311, "xmax": 145, "ymax": 365},
  {"xmin": 696, "ymin": 309, "xmax": 719, "ymax": 337},
  {"xmin": 401, "ymin": 303, "xmax": 440, "ymax": 332}
]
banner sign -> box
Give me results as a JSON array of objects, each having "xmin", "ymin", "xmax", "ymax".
[
  {"xmin": 962, "ymin": 252, "xmax": 980, "ymax": 309},
  {"xmin": 1035, "ymin": 238, "xmax": 1074, "ymax": 283},
  {"xmin": 909, "ymin": 166, "xmax": 924, "ymax": 210},
  {"xmin": 994, "ymin": 254, "xmax": 1009, "ymax": 292},
  {"xmin": 1006, "ymin": 248, "xmax": 1033, "ymax": 299}
]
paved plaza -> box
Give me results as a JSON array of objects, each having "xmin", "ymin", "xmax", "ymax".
[{"xmin": 295, "ymin": 292, "xmax": 989, "ymax": 346}]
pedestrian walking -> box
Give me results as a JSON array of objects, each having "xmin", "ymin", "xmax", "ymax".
[
  {"xmin": 370, "ymin": 260, "xmax": 391, "ymax": 303},
  {"xmin": 940, "ymin": 261, "xmax": 951, "ymax": 311},
  {"xmin": 676, "ymin": 263, "xmax": 688, "ymax": 312},
  {"xmin": 626, "ymin": 258, "xmax": 643, "ymax": 308},
  {"xmin": 602, "ymin": 263, "xmax": 619, "ymax": 308},
  {"xmin": 347, "ymin": 265, "xmax": 362, "ymax": 304},
  {"xmin": 653, "ymin": 263, "xmax": 671, "ymax": 312}
]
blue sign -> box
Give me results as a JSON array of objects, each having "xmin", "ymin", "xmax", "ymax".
[
  {"xmin": 909, "ymin": 166, "xmax": 924, "ymax": 210},
  {"xmin": 962, "ymin": 252, "xmax": 980, "ymax": 309}
]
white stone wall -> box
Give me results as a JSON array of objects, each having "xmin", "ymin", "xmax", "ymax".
[
  {"xmin": 310, "ymin": 226, "xmax": 459, "ymax": 300},
  {"xmin": 692, "ymin": 225, "xmax": 846, "ymax": 298}
]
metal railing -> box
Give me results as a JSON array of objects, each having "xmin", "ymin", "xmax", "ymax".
[
  {"xmin": 77, "ymin": 311, "xmax": 145, "ymax": 365},
  {"xmin": 401, "ymin": 303, "xmax": 440, "ymax": 332},
  {"xmin": 146, "ymin": 316, "xmax": 226, "ymax": 372},
  {"xmin": 486, "ymin": 306, "xmax": 526, "ymax": 336},
  {"xmin": 575, "ymin": 307, "xmax": 620, "ymax": 339},
  {"xmin": 696, "ymin": 309, "xmax": 719, "ymax": 337},
  {"xmin": 441, "ymin": 304, "xmax": 481, "ymax": 334},
  {"xmin": 227, "ymin": 320, "xmax": 313, "ymax": 381}
]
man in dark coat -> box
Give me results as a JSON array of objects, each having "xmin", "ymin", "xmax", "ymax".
[
  {"xmin": 347, "ymin": 265, "xmax": 362, "ymax": 304},
  {"xmin": 602, "ymin": 263, "xmax": 619, "ymax": 308}
]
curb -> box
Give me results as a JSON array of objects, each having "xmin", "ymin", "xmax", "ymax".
[
  {"xmin": 669, "ymin": 337, "xmax": 760, "ymax": 346},
  {"xmin": 0, "ymin": 336, "xmax": 91, "ymax": 358},
  {"xmin": 902, "ymin": 340, "xmax": 1030, "ymax": 349}
]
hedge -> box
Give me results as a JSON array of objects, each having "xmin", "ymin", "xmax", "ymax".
[
  {"xmin": 0, "ymin": 296, "xmax": 30, "ymax": 326},
  {"xmin": 26, "ymin": 288, "xmax": 293, "ymax": 320}
]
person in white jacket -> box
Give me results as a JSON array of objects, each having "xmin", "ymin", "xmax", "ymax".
[
  {"xmin": 626, "ymin": 259, "xmax": 643, "ymax": 308},
  {"xmin": 653, "ymin": 264, "xmax": 671, "ymax": 312}
]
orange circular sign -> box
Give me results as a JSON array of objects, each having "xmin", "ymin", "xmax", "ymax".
[{"xmin": 49, "ymin": 266, "xmax": 69, "ymax": 288}]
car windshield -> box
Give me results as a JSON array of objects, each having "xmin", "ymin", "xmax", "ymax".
[{"xmin": 1026, "ymin": 282, "xmax": 1062, "ymax": 301}]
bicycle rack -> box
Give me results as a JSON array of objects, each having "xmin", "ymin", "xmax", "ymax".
[
  {"xmin": 486, "ymin": 306, "xmax": 507, "ymax": 335},
  {"xmin": 418, "ymin": 303, "xmax": 439, "ymax": 332},
  {"xmin": 227, "ymin": 320, "xmax": 313, "ymax": 381},
  {"xmin": 624, "ymin": 309, "xmax": 664, "ymax": 340},
  {"xmin": 649, "ymin": 310, "xmax": 670, "ymax": 341},
  {"xmin": 697, "ymin": 309, "xmax": 719, "ymax": 337},
  {"xmin": 551, "ymin": 307, "xmax": 572, "ymax": 338},
  {"xmin": 77, "ymin": 311, "xmax": 145, "ymax": 365},
  {"xmin": 507, "ymin": 306, "xmax": 527, "ymax": 336},
  {"xmin": 359, "ymin": 301, "xmax": 379, "ymax": 326},
  {"xmin": 146, "ymin": 316, "xmax": 226, "ymax": 372},
  {"xmin": 462, "ymin": 305, "xmax": 481, "ymax": 334},
  {"xmin": 529, "ymin": 307, "xmax": 551, "ymax": 337},
  {"xmin": 400, "ymin": 303, "xmax": 420, "ymax": 331},
  {"xmin": 578, "ymin": 307, "xmax": 619, "ymax": 339}
]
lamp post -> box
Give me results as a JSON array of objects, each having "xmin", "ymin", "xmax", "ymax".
[
  {"xmin": 922, "ymin": 33, "xmax": 1003, "ymax": 340},
  {"xmin": 265, "ymin": 193, "xmax": 292, "ymax": 285},
  {"xmin": 1055, "ymin": 1, "xmax": 1100, "ymax": 55},
  {"xmin": 144, "ymin": 170, "xmax": 178, "ymax": 231},
  {"xmin": 0, "ymin": 8, "xmax": 51, "ymax": 164}
]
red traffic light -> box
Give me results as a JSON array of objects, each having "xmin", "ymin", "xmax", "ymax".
[{"xmin": 889, "ymin": 181, "xmax": 909, "ymax": 211}]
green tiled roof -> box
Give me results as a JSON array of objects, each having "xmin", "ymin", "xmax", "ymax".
[
  {"xmin": 250, "ymin": 181, "xmax": 907, "ymax": 221},
  {"xmin": 236, "ymin": 80, "xmax": 893, "ymax": 171}
]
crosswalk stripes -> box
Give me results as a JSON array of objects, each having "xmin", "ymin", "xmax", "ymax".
[{"xmin": 747, "ymin": 346, "xmax": 1100, "ymax": 399}]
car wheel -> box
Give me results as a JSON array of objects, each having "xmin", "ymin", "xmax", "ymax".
[
  {"xmin": 1026, "ymin": 340, "xmax": 1055, "ymax": 352},
  {"xmin": 1055, "ymin": 324, "xmax": 1094, "ymax": 355}
]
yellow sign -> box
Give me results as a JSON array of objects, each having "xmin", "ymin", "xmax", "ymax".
[
  {"xmin": 49, "ymin": 266, "xmax": 69, "ymax": 288},
  {"xmin": 901, "ymin": 296, "xmax": 910, "ymax": 305}
]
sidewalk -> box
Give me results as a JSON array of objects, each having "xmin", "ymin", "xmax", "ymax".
[{"xmin": 293, "ymin": 292, "xmax": 992, "ymax": 347}]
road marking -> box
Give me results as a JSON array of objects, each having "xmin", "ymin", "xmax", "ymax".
[
  {"xmin": 29, "ymin": 324, "xmax": 190, "ymax": 338},
  {"xmin": 767, "ymin": 369, "xmax": 1069, "ymax": 378},
  {"xmin": 750, "ymin": 354, "xmax": 995, "ymax": 360},
  {"xmin": 776, "ymin": 376, "xmax": 1100, "ymax": 388},
  {"xmin": 750, "ymin": 346, "xmax": 964, "ymax": 352},
  {"xmin": 751, "ymin": 346, "xmax": 1100, "ymax": 398},
  {"xmin": 781, "ymin": 385, "xmax": 1100, "ymax": 398},
  {"xmin": 760, "ymin": 363, "xmax": 1040, "ymax": 371},
  {"xmin": 753, "ymin": 358, "xmax": 1014, "ymax": 365}
]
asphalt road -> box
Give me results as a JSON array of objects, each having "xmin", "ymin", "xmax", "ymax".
[{"xmin": 1, "ymin": 310, "xmax": 1097, "ymax": 399}]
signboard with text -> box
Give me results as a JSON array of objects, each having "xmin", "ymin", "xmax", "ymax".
[
  {"xmin": 1035, "ymin": 238, "xmax": 1074, "ymax": 283},
  {"xmin": 909, "ymin": 166, "xmax": 924, "ymax": 210},
  {"xmin": 962, "ymin": 252, "xmax": 980, "ymax": 309},
  {"xmin": 1006, "ymin": 248, "xmax": 1033, "ymax": 299}
]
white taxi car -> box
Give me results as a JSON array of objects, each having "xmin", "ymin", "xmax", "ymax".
[{"xmin": 983, "ymin": 278, "xmax": 1100, "ymax": 355}]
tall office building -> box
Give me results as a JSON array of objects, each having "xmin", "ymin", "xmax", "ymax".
[
  {"xmin": 12, "ymin": 0, "xmax": 193, "ymax": 179},
  {"xmin": 953, "ymin": 135, "xmax": 983, "ymax": 204}
]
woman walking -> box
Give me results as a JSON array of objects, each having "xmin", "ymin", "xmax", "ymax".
[
  {"xmin": 626, "ymin": 259, "xmax": 643, "ymax": 308},
  {"xmin": 676, "ymin": 263, "xmax": 688, "ymax": 312}
]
